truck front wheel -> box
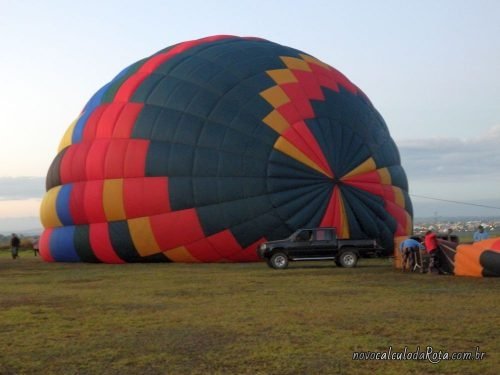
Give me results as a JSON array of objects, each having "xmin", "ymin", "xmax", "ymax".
[
  {"xmin": 270, "ymin": 252, "xmax": 289, "ymax": 269},
  {"xmin": 339, "ymin": 251, "xmax": 358, "ymax": 268}
]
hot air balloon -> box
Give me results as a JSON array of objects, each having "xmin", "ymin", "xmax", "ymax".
[{"xmin": 40, "ymin": 35, "xmax": 412, "ymax": 263}]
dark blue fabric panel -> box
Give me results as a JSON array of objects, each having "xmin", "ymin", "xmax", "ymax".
[
  {"xmin": 131, "ymin": 73, "xmax": 165, "ymax": 103},
  {"xmin": 46, "ymin": 147, "xmax": 67, "ymax": 190},
  {"xmin": 218, "ymin": 155, "xmax": 245, "ymax": 176},
  {"xmin": 173, "ymin": 113, "xmax": 204, "ymax": 145},
  {"xmin": 193, "ymin": 148, "xmax": 219, "ymax": 177},
  {"xmin": 56, "ymin": 184, "xmax": 73, "ymax": 226},
  {"xmin": 108, "ymin": 221, "xmax": 141, "ymax": 262},
  {"xmin": 168, "ymin": 143, "xmax": 194, "ymax": 176},
  {"xmin": 145, "ymin": 141, "xmax": 171, "ymax": 177},
  {"xmin": 50, "ymin": 226, "xmax": 80, "ymax": 262},
  {"xmin": 169, "ymin": 177, "xmax": 195, "ymax": 211},
  {"xmin": 387, "ymin": 165, "xmax": 409, "ymax": 191},
  {"xmin": 131, "ymin": 104, "xmax": 163, "ymax": 140},
  {"xmin": 192, "ymin": 177, "xmax": 219, "ymax": 207},
  {"xmin": 231, "ymin": 211, "xmax": 283, "ymax": 248},
  {"xmin": 197, "ymin": 121, "xmax": 226, "ymax": 149},
  {"xmin": 74, "ymin": 225, "xmax": 100, "ymax": 263}
]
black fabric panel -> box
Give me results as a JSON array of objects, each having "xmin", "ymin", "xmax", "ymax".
[
  {"xmin": 108, "ymin": 221, "xmax": 142, "ymax": 262},
  {"xmin": 73, "ymin": 225, "xmax": 100, "ymax": 263},
  {"xmin": 131, "ymin": 104, "xmax": 163, "ymax": 140},
  {"xmin": 480, "ymin": 250, "xmax": 500, "ymax": 277},
  {"xmin": 45, "ymin": 147, "xmax": 67, "ymax": 190},
  {"xmin": 168, "ymin": 143, "xmax": 194, "ymax": 176},
  {"xmin": 387, "ymin": 165, "xmax": 409, "ymax": 191}
]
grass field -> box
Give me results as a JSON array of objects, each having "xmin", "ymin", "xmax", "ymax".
[{"xmin": 0, "ymin": 250, "xmax": 498, "ymax": 375}]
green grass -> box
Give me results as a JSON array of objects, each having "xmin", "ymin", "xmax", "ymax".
[{"xmin": 0, "ymin": 250, "xmax": 498, "ymax": 375}]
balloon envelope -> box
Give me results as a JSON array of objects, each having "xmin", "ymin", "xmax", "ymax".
[{"xmin": 40, "ymin": 35, "xmax": 412, "ymax": 263}]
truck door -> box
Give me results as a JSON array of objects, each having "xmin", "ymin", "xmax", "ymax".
[
  {"xmin": 312, "ymin": 229, "xmax": 335, "ymax": 256},
  {"xmin": 289, "ymin": 230, "xmax": 314, "ymax": 257}
]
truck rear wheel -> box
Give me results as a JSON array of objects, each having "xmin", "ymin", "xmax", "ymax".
[
  {"xmin": 270, "ymin": 252, "xmax": 289, "ymax": 269},
  {"xmin": 339, "ymin": 250, "xmax": 358, "ymax": 268}
]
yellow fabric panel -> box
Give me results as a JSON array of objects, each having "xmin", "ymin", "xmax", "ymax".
[
  {"xmin": 263, "ymin": 110, "xmax": 290, "ymax": 134},
  {"xmin": 393, "ymin": 187, "xmax": 405, "ymax": 207},
  {"xmin": 338, "ymin": 191, "xmax": 350, "ymax": 238},
  {"xmin": 128, "ymin": 217, "xmax": 160, "ymax": 256},
  {"xmin": 164, "ymin": 246, "xmax": 200, "ymax": 263},
  {"xmin": 266, "ymin": 69, "xmax": 297, "ymax": 84},
  {"xmin": 103, "ymin": 179, "xmax": 126, "ymax": 221},
  {"xmin": 58, "ymin": 117, "xmax": 79, "ymax": 152},
  {"xmin": 377, "ymin": 168, "xmax": 392, "ymax": 185},
  {"xmin": 299, "ymin": 54, "xmax": 331, "ymax": 70},
  {"xmin": 259, "ymin": 86, "xmax": 290, "ymax": 108},
  {"xmin": 274, "ymin": 137, "xmax": 332, "ymax": 178},
  {"xmin": 40, "ymin": 186, "xmax": 62, "ymax": 228},
  {"xmin": 342, "ymin": 158, "xmax": 377, "ymax": 179},
  {"xmin": 280, "ymin": 56, "xmax": 312, "ymax": 72}
]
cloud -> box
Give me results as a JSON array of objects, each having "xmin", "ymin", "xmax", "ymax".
[
  {"xmin": 0, "ymin": 177, "xmax": 45, "ymax": 200},
  {"xmin": 397, "ymin": 125, "xmax": 500, "ymax": 180}
]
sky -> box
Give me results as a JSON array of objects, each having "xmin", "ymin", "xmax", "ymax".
[{"xmin": 0, "ymin": 0, "xmax": 499, "ymax": 232}]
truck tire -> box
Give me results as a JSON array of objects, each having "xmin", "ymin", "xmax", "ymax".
[
  {"xmin": 270, "ymin": 252, "xmax": 289, "ymax": 269},
  {"xmin": 339, "ymin": 250, "xmax": 358, "ymax": 268},
  {"xmin": 334, "ymin": 259, "xmax": 342, "ymax": 267}
]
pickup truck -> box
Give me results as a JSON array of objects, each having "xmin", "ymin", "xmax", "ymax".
[{"xmin": 257, "ymin": 227, "xmax": 382, "ymax": 269}]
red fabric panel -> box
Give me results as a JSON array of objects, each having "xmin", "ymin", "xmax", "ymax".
[
  {"xmin": 320, "ymin": 186, "xmax": 342, "ymax": 229},
  {"xmin": 226, "ymin": 237, "xmax": 265, "ymax": 262},
  {"xmin": 83, "ymin": 180, "xmax": 106, "ymax": 223},
  {"xmin": 280, "ymin": 83, "xmax": 315, "ymax": 119},
  {"xmin": 310, "ymin": 64, "xmax": 357, "ymax": 94},
  {"xmin": 71, "ymin": 142, "xmax": 91, "ymax": 183},
  {"xmin": 103, "ymin": 140, "xmax": 128, "ymax": 179},
  {"xmin": 185, "ymin": 238, "xmax": 223, "ymax": 262},
  {"xmin": 150, "ymin": 209, "xmax": 205, "ymax": 250},
  {"xmin": 85, "ymin": 139, "xmax": 110, "ymax": 180},
  {"xmin": 123, "ymin": 177, "xmax": 170, "ymax": 219},
  {"xmin": 492, "ymin": 239, "xmax": 500, "ymax": 249},
  {"xmin": 89, "ymin": 223, "xmax": 124, "ymax": 263},
  {"xmin": 292, "ymin": 121, "xmax": 332, "ymax": 176},
  {"xmin": 39, "ymin": 228, "xmax": 54, "ymax": 262},
  {"xmin": 83, "ymin": 105, "xmax": 108, "ymax": 141},
  {"xmin": 385, "ymin": 201, "xmax": 408, "ymax": 236},
  {"xmin": 69, "ymin": 182, "xmax": 87, "ymax": 224},
  {"xmin": 293, "ymin": 70, "xmax": 324, "ymax": 100},
  {"xmin": 342, "ymin": 181, "xmax": 384, "ymax": 197},
  {"xmin": 277, "ymin": 102, "xmax": 302, "ymax": 126},
  {"xmin": 112, "ymin": 103, "xmax": 143, "ymax": 138},
  {"xmin": 95, "ymin": 103, "xmax": 125, "ymax": 139},
  {"xmin": 114, "ymin": 71, "xmax": 150, "ymax": 103},
  {"xmin": 123, "ymin": 140, "xmax": 148, "ymax": 178},
  {"xmin": 59, "ymin": 145, "xmax": 77, "ymax": 184},
  {"xmin": 206, "ymin": 230, "xmax": 242, "ymax": 258}
]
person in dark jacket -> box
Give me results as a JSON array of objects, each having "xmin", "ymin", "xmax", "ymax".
[{"xmin": 10, "ymin": 233, "xmax": 20, "ymax": 259}]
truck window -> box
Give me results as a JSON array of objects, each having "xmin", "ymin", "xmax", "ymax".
[
  {"xmin": 295, "ymin": 230, "xmax": 313, "ymax": 241},
  {"xmin": 314, "ymin": 229, "xmax": 333, "ymax": 241}
]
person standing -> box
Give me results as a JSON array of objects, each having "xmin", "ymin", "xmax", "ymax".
[
  {"xmin": 10, "ymin": 233, "xmax": 20, "ymax": 259},
  {"xmin": 424, "ymin": 230, "xmax": 439, "ymax": 274},
  {"xmin": 32, "ymin": 237, "xmax": 39, "ymax": 256},
  {"xmin": 473, "ymin": 225, "xmax": 489, "ymax": 242}
]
